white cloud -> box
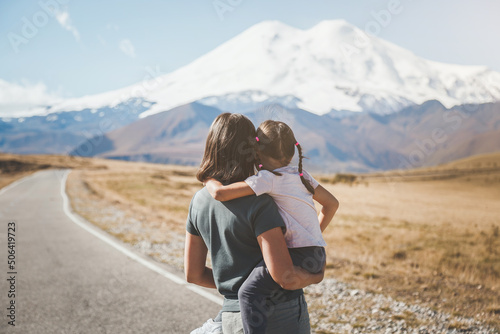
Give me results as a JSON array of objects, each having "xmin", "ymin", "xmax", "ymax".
[
  {"xmin": 119, "ymin": 39, "xmax": 136, "ymax": 58},
  {"xmin": 0, "ymin": 79, "xmax": 63, "ymax": 117},
  {"xmin": 55, "ymin": 10, "xmax": 80, "ymax": 42}
]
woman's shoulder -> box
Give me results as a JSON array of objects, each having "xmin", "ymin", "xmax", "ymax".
[{"xmin": 190, "ymin": 187, "xmax": 211, "ymax": 206}]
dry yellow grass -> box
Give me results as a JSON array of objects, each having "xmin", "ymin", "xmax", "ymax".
[
  {"xmin": 318, "ymin": 153, "xmax": 500, "ymax": 328},
  {"xmin": 0, "ymin": 153, "xmax": 105, "ymax": 188},
  {"xmin": 67, "ymin": 159, "xmax": 202, "ymax": 234},
  {"xmin": 321, "ymin": 178, "xmax": 499, "ymax": 324},
  {"xmin": 2, "ymin": 152, "xmax": 499, "ymax": 328}
]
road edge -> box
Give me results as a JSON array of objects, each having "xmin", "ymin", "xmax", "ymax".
[
  {"xmin": 59, "ymin": 169, "xmax": 223, "ymax": 306},
  {"xmin": 0, "ymin": 170, "xmax": 43, "ymax": 196}
]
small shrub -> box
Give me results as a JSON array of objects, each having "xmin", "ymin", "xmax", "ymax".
[
  {"xmin": 487, "ymin": 305, "xmax": 500, "ymax": 315},
  {"xmin": 393, "ymin": 250, "xmax": 407, "ymax": 260},
  {"xmin": 151, "ymin": 173, "xmax": 169, "ymax": 180},
  {"xmin": 333, "ymin": 173, "xmax": 357, "ymax": 185},
  {"xmin": 319, "ymin": 173, "xmax": 358, "ymax": 185},
  {"xmin": 363, "ymin": 272, "xmax": 380, "ymax": 279},
  {"xmin": 447, "ymin": 321, "xmax": 471, "ymax": 330}
]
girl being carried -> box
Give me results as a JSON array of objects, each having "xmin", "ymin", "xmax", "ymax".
[{"xmin": 206, "ymin": 120, "xmax": 339, "ymax": 334}]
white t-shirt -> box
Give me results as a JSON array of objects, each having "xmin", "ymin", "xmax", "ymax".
[{"xmin": 245, "ymin": 166, "xmax": 326, "ymax": 248}]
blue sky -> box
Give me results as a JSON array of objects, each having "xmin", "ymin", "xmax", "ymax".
[{"xmin": 1, "ymin": 0, "xmax": 499, "ymax": 101}]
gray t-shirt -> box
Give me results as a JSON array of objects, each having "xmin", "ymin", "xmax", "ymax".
[{"xmin": 186, "ymin": 187, "xmax": 303, "ymax": 312}]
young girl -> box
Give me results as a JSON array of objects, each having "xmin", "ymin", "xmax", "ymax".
[{"xmin": 200, "ymin": 120, "xmax": 339, "ymax": 334}]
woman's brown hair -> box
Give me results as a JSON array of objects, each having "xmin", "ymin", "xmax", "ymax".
[
  {"xmin": 196, "ymin": 113, "xmax": 257, "ymax": 184},
  {"xmin": 257, "ymin": 120, "xmax": 315, "ymax": 194}
]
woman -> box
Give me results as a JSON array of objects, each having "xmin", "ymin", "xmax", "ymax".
[{"xmin": 184, "ymin": 113, "xmax": 324, "ymax": 333}]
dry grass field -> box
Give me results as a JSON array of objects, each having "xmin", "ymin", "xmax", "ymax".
[
  {"xmin": 1, "ymin": 152, "xmax": 499, "ymax": 329},
  {"xmin": 320, "ymin": 179, "xmax": 500, "ymax": 326},
  {"xmin": 0, "ymin": 153, "xmax": 108, "ymax": 189}
]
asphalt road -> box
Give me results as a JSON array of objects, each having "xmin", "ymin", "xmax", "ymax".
[{"xmin": 0, "ymin": 169, "xmax": 221, "ymax": 333}]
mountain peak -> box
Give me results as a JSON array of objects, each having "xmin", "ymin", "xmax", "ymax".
[
  {"xmin": 242, "ymin": 20, "xmax": 298, "ymax": 36},
  {"xmin": 309, "ymin": 19, "xmax": 355, "ymax": 32},
  {"xmin": 32, "ymin": 19, "xmax": 500, "ymax": 118},
  {"xmin": 248, "ymin": 20, "xmax": 293, "ymax": 29}
]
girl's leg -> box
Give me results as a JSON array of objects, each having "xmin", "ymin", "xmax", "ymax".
[
  {"xmin": 238, "ymin": 260, "xmax": 281, "ymax": 334},
  {"xmin": 288, "ymin": 246, "xmax": 326, "ymax": 274},
  {"xmin": 238, "ymin": 247, "xmax": 325, "ymax": 334}
]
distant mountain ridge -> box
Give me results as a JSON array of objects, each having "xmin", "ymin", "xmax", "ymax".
[
  {"xmin": 6, "ymin": 20, "xmax": 500, "ymax": 118},
  {"xmin": 69, "ymin": 101, "xmax": 500, "ymax": 173},
  {"xmin": 70, "ymin": 103, "xmax": 222, "ymax": 165},
  {"xmin": 0, "ymin": 98, "xmax": 146, "ymax": 154}
]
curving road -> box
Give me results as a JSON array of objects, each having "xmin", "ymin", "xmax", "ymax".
[{"xmin": 0, "ymin": 169, "xmax": 221, "ymax": 333}]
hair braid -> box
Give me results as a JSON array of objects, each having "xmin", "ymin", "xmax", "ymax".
[{"xmin": 296, "ymin": 143, "xmax": 315, "ymax": 194}]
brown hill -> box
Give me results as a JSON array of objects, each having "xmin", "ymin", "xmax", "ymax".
[{"xmin": 70, "ymin": 101, "xmax": 500, "ymax": 173}]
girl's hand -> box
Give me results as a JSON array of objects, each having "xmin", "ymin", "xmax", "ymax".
[
  {"xmin": 205, "ymin": 179, "xmax": 223, "ymax": 198},
  {"xmin": 313, "ymin": 185, "xmax": 339, "ymax": 232},
  {"xmin": 203, "ymin": 178, "xmax": 215, "ymax": 187}
]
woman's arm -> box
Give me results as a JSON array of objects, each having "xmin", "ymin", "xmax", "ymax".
[
  {"xmin": 313, "ymin": 185, "xmax": 339, "ymax": 232},
  {"xmin": 184, "ymin": 232, "xmax": 216, "ymax": 288},
  {"xmin": 205, "ymin": 179, "xmax": 255, "ymax": 201},
  {"xmin": 257, "ymin": 227, "xmax": 324, "ymax": 290}
]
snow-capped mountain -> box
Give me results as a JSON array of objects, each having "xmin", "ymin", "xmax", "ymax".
[{"xmin": 9, "ymin": 20, "xmax": 500, "ymax": 117}]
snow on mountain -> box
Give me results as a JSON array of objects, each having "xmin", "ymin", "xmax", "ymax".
[
  {"xmin": 196, "ymin": 90, "xmax": 302, "ymax": 113},
  {"xmin": 11, "ymin": 20, "xmax": 500, "ymax": 117}
]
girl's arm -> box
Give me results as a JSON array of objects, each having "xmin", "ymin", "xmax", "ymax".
[
  {"xmin": 313, "ymin": 184, "xmax": 339, "ymax": 232},
  {"xmin": 205, "ymin": 178, "xmax": 255, "ymax": 201}
]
